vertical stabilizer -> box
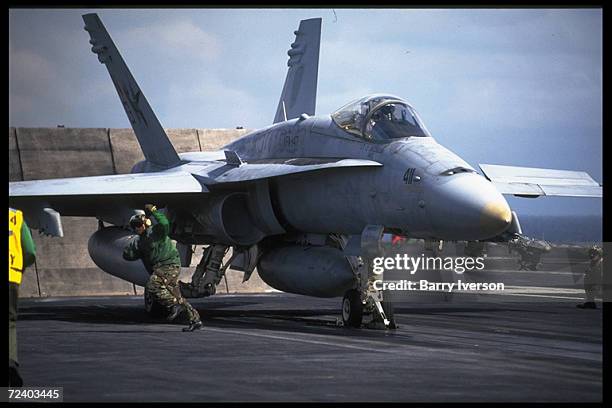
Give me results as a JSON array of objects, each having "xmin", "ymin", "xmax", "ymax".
[
  {"xmin": 82, "ymin": 14, "xmax": 181, "ymax": 168},
  {"xmin": 273, "ymin": 18, "xmax": 322, "ymax": 124}
]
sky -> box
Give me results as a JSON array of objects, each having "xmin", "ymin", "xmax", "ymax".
[{"xmin": 9, "ymin": 8, "xmax": 602, "ymax": 216}]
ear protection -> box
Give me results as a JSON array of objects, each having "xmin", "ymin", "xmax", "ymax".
[{"xmin": 129, "ymin": 214, "xmax": 152, "ymax": 230}]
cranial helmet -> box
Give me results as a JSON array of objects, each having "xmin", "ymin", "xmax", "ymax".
[{"xmin": 129, "ymin": 214, "xmax": 151, "ymax": 229}]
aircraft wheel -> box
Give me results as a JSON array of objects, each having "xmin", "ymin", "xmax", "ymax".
[
  {"xmin": 342, "ymin": 289, "xmax": 363, "ymax": 328},
  {"xmin": 144, "ymin": 287, "xmax": 167, "ymax": 317}
]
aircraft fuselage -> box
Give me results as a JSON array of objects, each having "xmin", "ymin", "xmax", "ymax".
[{"xmin": 173, "ymin": 113, "xmax": 512, "ymax": 242}]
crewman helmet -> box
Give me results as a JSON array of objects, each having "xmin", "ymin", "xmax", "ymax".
[{"xmin": 129, "ymin": 214, "xmax": 150, "ymax": 230}]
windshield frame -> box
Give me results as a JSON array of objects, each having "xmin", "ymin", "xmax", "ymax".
[{"xmin": 331, "ymin": 95, "xmax": 431, "ymax": 143}]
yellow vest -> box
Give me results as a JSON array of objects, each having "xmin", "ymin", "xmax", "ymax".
[{"xmin": 9, "ymin": 208, "xmax": 24, "ymax": 284}]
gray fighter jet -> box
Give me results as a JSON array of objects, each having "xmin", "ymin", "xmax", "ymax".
[{"xmin": 9, "ymin": 14, "xmax": 602, "ymax": 328}]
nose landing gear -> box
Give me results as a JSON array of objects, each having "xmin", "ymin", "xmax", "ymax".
[{"xmin": 342, "ymin": 225, "xmax": 397, "ymax": 330}]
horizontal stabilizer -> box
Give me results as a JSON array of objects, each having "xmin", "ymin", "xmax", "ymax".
[{"xmin": 479, "ymin": 164, "xmax": 602, "ymax": 198}]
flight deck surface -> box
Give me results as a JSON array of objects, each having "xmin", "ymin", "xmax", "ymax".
[{"xmin": 16, "ymin": 288, "xmax": 601, "ymax": 402}]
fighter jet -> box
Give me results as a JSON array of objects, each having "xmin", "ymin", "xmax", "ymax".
[{"xmin": 9, "ymin": 14, "xmax": 602, "ymax": 328}]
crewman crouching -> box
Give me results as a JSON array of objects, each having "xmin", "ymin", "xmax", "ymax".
[{"xmin": 123, "ymin": 204, "xmax": 203, "ymax": 331}]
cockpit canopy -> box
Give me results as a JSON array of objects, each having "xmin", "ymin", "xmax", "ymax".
[{"xmin": 331, "ymin": 94, "xmax": 431, "ymax": 142}]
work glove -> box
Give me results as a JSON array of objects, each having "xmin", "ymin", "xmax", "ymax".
[{"xmin": 144, "ymin": 204, "xmax": 157, "ymax": 217}]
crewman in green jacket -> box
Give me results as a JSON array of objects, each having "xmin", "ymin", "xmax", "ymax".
[
  {"xmin": 9, "ymin": 208, "xmax": 37, "ymax": 386},
  {"xmin": 123, "ymin": 204, "xmax": 202, "ymax": 331}
]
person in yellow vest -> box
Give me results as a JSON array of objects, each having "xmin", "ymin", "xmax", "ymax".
[{"xmin": 9, "ymin": 208, "xmax": 36, "ymax": 387}]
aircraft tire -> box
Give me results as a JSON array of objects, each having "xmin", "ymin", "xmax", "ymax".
[{"xmin": 342, "ymin": 289, "xmax": 363, "ymax": 328}]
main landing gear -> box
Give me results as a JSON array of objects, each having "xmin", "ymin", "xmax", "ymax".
[{"xmin": 179, "ymin": 244, "xmax": 237, "ymax": 298}]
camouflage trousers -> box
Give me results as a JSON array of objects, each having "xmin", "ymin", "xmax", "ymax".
[
  {"xmin": 9, "ymin": 282, "xmax": 19, "ymax": 364},
  {"xmin": 9, "ymin": 282, "xmax": 23, "ymax": 386},
  {"xmin": 584, "ymin": 266, "xmax": 603, "ymax": 303},
  {"xmin": 147, "ymin": 264, "xmax": 200, "ymax": 323}
]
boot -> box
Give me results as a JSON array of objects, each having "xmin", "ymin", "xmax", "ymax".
[
  {"xmin": 203, "ymin": 283, "xmax": 216, "ymax": 297},
  {"xmin": 9, "ymin": 359, "xmax": 23, "ymax": 387},
  {"xmin": 182, "ymin": 320, "xmax": 203, "ymax": 332},
  {"xmin": 167, "ymin": 304, "xmax": 185, "ymax": 321},
  {"xmin": 576, "ymin": 302, "xmax": 597, "ymax": 309}
]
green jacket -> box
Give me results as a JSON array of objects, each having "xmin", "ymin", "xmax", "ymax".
[
  {"xmin": 21, "ymin": 220, "xmax": 36, "ymax": 268},
  {"xmin": 122, "ymin": 210, "xmax": 180, "ymax": 273}
]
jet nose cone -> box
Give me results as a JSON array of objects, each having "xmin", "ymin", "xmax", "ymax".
[
  {"xmin": 480, "ymin": 200, "xmax": 512, "ymax": 237},
  {"xmin": 425, "ymin": 173, "xmax": 511, "ymax": 241}
]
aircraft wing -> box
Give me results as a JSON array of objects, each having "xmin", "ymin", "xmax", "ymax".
[
  {"xmin": 479, "ymin": 164, "xmax": 602, "ymax": 198},
  {"xmin": 9, "ymin": 171, "xmax": 208, "ymax": 236},
  {"xmin": 10, "ymin": 171, "xmax": 207, "ymax": 197},
  {"xmin": 9, "ymin": 156, "xmax": 382, "ymax": 236},
  {"xmin": 10, "ymin": 157, "xmax": 383, "ymax": 202}
]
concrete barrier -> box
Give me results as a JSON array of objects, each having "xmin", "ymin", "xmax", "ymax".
[
  {"xmin": 38, "ymin": 268, "xmax": 136, "ymax": 297},
  {"xmin": 109, "ymin": 128, "xmax": 204, "ymax": 174},
  {"xmin": 17, "ymin": 127, "xmax": 114, "ymax": 179},
  {"xmin": 167, "ymin": 128, "xmax": 201, "ymax": 153},
  {"xmin": 19, "ymin": 266, "xmax": 41, "ymax": 298},
  {"xmin": 108, "ymin": 128, "xmax": 143, "ymax": 174},
  {"xmin": 32, "ymin": 217, "xmax": 136, "ymax": 297},
  {"xmin": 197, "ymin": 128, "xmax": 251, "ymax": 151},
  {"xmin": 9, "ymin": 128, "xmax": 22, "ymax": 181}
]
